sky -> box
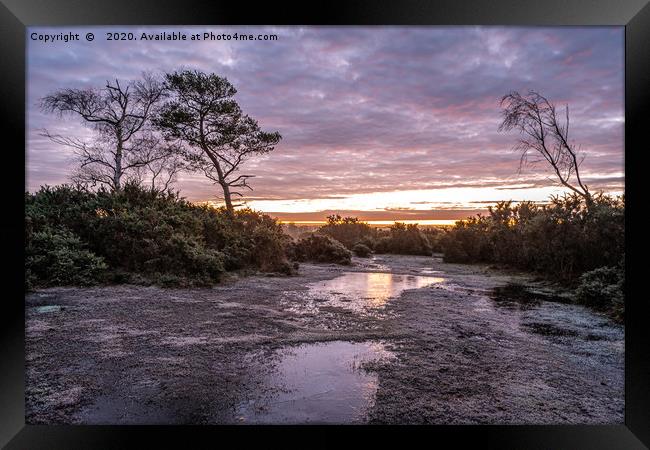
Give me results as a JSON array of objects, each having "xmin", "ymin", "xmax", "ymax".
[{"xmin": 26, "ymin": 26, "xmax": 624, "ymax": 222}]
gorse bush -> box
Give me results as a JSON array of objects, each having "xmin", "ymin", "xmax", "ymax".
[
  {"xmin": 25, "ymin": 225, "xmax": 108, "ymax": 289},
  {"xmin": 25, "ymin": 182, "xmax": 292, "ymax": 289},
  {"xmin": 288, "ymin": 234, "xmax": 352, "ymax": 265},
  {"xmin": 575, "ymin": 263, "xmax": 624, "ymax": 322},
  {"xmin": 441, "ymin": 193, "xmax": 625, "ymax": 318},
  {"xmin": 352, "ymin": 243, "xmax": 372, "ymax": 257}
]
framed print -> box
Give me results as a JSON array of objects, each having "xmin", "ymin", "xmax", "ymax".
[{"xmin": 1, "ymin": 0, "xmax": 648, "ymax": 448}]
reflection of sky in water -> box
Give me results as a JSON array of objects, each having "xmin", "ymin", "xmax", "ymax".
[
  {"xmin": 237, "ymin": 341, "xmax": 392, "ymax": 424},
  {"xmin": 307, "ymin": 272, "xmax": 444, "ymax": 310},
  {"xmin": 34, "ymin": 305, "xmax": 61, "ymax": 313}
]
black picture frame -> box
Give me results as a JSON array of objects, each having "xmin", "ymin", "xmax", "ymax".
[{"xmin": 1, "ymin": 1, "xmax": 648, "ymax": 448}]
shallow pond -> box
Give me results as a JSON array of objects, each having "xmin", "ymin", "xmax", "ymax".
[
  {"xmin": 305, "ymin": 272, "xmax": 444, "ymax": 312},
  {"xmin": 33, "ymin": 305, "xmax": 62, "ymax": 314},
  {"xmin": 236, "ymin": 341, "xmax": 392, "ymax": 424}
]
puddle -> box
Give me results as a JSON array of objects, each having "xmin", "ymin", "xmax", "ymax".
[
  {"xmin": 236, "ymin": 341, "xmax": 392, "ymax": 424},
  {"xmin": 305, "ymin": 272, "xmax": 444, "ymax": 312},
  {"xmin": 485, "ymin": 284, "xmax": 622, "ymax": 348},
  {"xmin": 33, "ymin": 305, "xmax": 62, "ymax": 314}
]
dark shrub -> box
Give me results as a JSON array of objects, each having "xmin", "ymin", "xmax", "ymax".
[
  {"xmin": 156, "ymin": 273, "xmax": 187, "ymax": 288},
  {"xmin": 441, "ymin": 215, "xmax": 492, "ymax": 263},
  {"xmin": 421, "ymin": 227, "xmax": 447, "ymax": 253},
  {"xmin": 575, "ymin": 265, "xmax": 624, "ymax": 313},
  {"xmin": 357, "ymin": 235, "xmax": 378, "ymax": 250},
  {"xmin": 25, "ymin": 225, "xmax": 107, "ymax": 288},
  {"xmin": 440, "ymin": 233, "xmax": 470, "ymax": 263},
  {"xmin": 318, "ymin": 216, "xmax": 435, "ymax": 257},
  {"xmin": 289, "ymin": 234, "xmax": 352, "ymax": 265},
  {"xmin": 352, "ymin": 243, "xmax": 372, "ymax": 257},
  {"xmin": 229, "ymin": 208, "xmax": 294, "ymax": 273}
]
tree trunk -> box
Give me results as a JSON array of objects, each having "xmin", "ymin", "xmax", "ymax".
[
  {"xmin": 114, "ymin": 139, "xmax": 123, "ymax": 191},
  {"xmin": 202, "ymin": 147, "xmax": 234, "ymax": 214},
  {"xmin": 221, "ymin": 182, "xmax": 234, "ymax": 213}
]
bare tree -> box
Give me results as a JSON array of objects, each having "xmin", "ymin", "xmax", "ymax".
[
  {"xmin": 498, "ymin": 90, "xmax": 591, "ymax": 204},
  {"xmin": 155, "ymin": 70, "xmax": 281, "ymax": 213},
  {"xmin": 41, "ymin": 74, "xmax": 166, "ymax": 190},
  {"xmin": 132, "ymin": 144, "xmax": 187, "ymax": 192}
]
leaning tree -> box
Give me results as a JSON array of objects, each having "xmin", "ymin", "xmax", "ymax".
[
  {"xmin": 154, "ymin": 70, "xmax": 282, "ymax": 213},
  {"xmin": 498, "ymin": 90, "xmax": 592, "ymax": 205},
  {"xmin": 41, "ymin": 74, "xmax": 171, "ymax": 191}
]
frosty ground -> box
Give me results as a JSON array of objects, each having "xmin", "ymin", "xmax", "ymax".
[{"xmin": 25, "ymin": 254, "xmax": 624, "ymax": 424}]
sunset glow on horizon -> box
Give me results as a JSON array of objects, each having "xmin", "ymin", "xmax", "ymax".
[
  {"xmin": 279, "ymin": 220, "xmax": 459, "ymax": 227},
  {"xmin": 27, "ymin": 26, "xmax": 624, "ymax": 220}
]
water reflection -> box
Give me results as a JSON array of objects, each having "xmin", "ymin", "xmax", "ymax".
[
  {"xmin": 34, "ymin": 305, "xmax": 62, "ymax": 314},
  {"xmin": 307, "ymin": 272, "xmax": 444, "ymax": 311},
  {"xmin": 236, "ymin": 341, "xmax": 392, "ymax": 424}
]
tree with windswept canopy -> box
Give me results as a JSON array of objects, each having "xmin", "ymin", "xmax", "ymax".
[
  {"xmin": 41, "ymin": 74, "xmax": 175, "ymax": 191},
  {"xmin": 498, "ymin": 90, "xmax": 592, "ymax": 204},
  {"xmin": 154, "ymin": 70, "xmax": 282, "ymax": 213}
]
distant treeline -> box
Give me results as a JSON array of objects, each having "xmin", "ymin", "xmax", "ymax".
[{"xmin": 316, "ymin": 215, "xmax": 443, "ymax": 256}]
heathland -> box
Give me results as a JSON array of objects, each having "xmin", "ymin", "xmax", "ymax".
[{"xmin": 26, "ymin": 71, "xmax": 624, "ymax": 424}]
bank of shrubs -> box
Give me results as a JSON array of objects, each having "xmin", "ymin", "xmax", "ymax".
[
  {"xmin": 25, "ymin": 183, "xmax": 293, "ymax": 289},
  {"xmin": 441, "ymin": 193, "xmax": 625, "ymax": 320}
]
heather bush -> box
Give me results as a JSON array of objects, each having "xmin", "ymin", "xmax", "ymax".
[{"xmin": 421, "ymin": 227, "xmax": 447, "ymax": 253}]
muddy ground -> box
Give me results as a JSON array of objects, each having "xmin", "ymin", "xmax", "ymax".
[{"xmin": 25, "ymin": 254, "xmax": 624, "ymax": 424}]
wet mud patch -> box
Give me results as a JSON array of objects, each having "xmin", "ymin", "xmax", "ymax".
[
  {"xmin": 236, "ymin": 340, "xmax": 393, "ymax": 424},
  {"xmin": 584, "ymin": 333, "xmax": 607, "ymax": 341},
  {"xmin": 523, "ymin": 322, "xmax": 579, "ymax": 337},
  {"xmin": 490, "ymin": 282, "xmax": 572, "ymax": 310}
]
